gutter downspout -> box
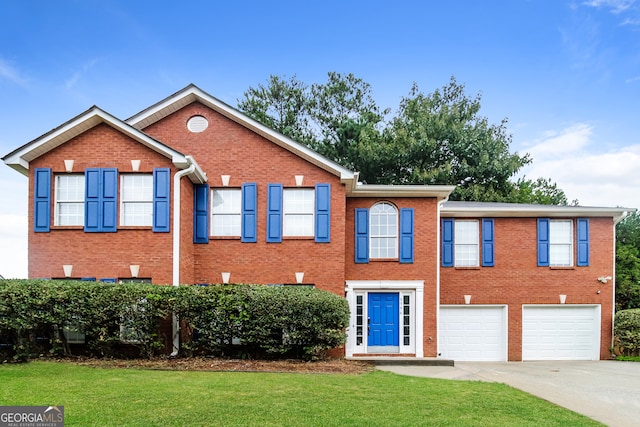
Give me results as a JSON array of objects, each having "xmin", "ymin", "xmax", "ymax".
[
  {"xmin": 170, "ymin": 162, "xmax": 196, "ymax": 356},
  {"xmin": 611, "ymin": 210, "xmax": 630, "ymax": 354},
  {"xmin": 436, "ymin": 195, "xmax": 451, "ymax": 358}
]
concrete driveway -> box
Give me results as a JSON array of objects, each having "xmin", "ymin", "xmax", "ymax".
[{"xmin": 378, "ymin": 361, "xmax": 640, "ymax": 427}]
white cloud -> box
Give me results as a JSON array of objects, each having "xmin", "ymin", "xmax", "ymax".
[
  {"xmin": 0, "ymin": 214, "xmax": 27, "ymax": 279},
  {"xmin": 0, "ymin": 57, "xmax": 28, "ymax": 86},
  {"xmin": 65, "ymin": 58, "xmax": 100, "ymax": 90},
  {"xmin": 519, "ymin": 123, "xmax": 640, "ymax": 209},
  {"xmin": 584, "ymin": 0, "xmax": 637, "ymax": 13}
]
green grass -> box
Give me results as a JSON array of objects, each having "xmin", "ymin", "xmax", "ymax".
[
  {"xmin": 0, "ymin": 362, "xmax": 602, "ymax": 426},
  {"xmin": 615, "ymin": 355, "xmax": 640, "ymax": 361}
]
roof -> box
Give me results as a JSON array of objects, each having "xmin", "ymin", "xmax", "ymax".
[
  {"xmin": 126, "ymin": 84, "xmax": 358, "ymax": 185},
  {"xmin": 2, "ymin": 106, "xmax": 207, "ymax": 183},
  {"xmin": 441, "ymin": 201, "xmax": 635, "ymax": 223}
]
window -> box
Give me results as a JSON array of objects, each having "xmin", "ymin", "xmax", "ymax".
[
  {"xmin": 538, "ymin": 218, "xmax": 589, "ymax": 267},
  {"xmin": 55, "ymin": 174, "xmax": 85, "ymax": 226},
  {"xmin": 120, "ymin": 174, "xmax": 153, "ymax": 226},
  {"xmin": 442, "ymin": 218, "xmax": 494, "ymax": 267},
  {"xmin": 550, "ymin": 220, "xmax": 573, "ymax": 266},
  {"xmin": 454, "ymin": 220, "xmax": 479, "ymax": 267},
  {"xmin": 355, "ymin": 205, "xmax": 414, "ymax": 264},
  {"xmin": 211, "ymin": 189, "xmax": 241, "ymax": 236},
  {"xmin": 283, "ymin": 189, "xmax": 314, "ymax": 236},
  {"xmin": 370, "ymin": 202, "xmax": 398, "ymax": 259}
]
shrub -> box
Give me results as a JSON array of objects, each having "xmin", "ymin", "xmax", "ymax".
[
  {"xmin": 614, "ymin": 308, "xmax": 640, "ymax": 356},
  {"xmin": 0, "ymin": 280, "xmax": 349, "ymax": 361}
]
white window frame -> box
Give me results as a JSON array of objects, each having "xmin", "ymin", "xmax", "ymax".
[
  {"xmin": 283, "ymin": 188, "xmax": 314, "ymax": 237},
  {"xmin": 120, "ymin": 174, "xmax": 153, "ymax": 226},
  {"xmin": 454, "ymin": 220, "xmax": 479, "ymax": 267},
  {"xmin": 370, "ymin": 202, "xmax": 398, "ymax": 259},
  {"xmin": 549, "ymin": 219, "xmax": 573, "ymax": 267},
  {"xmin": 54, "ymin": 174, "xmax": 85, "ymax": 226},
  {"xmin": 211, "ymin": 188, "xmax": 242, "ymax": 237}
]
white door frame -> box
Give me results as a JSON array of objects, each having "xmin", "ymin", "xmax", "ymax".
[{"xmin": 345, "ymin": 280, "xmax": 424, "ymax": 357}]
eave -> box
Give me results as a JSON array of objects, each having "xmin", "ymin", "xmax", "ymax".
[
  {"xmin": 2, "ymin": 106, "xmax": 202, "ymax": 179},
  {"xmin": 441, "ymin": 201, "xmax": 635, "ymax": 223},
  {"xmin": 348, "ymin": 184, "xmax": 456, "ymax": 200}
]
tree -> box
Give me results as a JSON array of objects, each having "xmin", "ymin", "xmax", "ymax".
[
  {"xmin": 237, "ymin": 73, "xmax": 570, "ymax": 204},
  {"xmin": 616, "ymin": 212, "xmax": 640, "ymax": 310},
  {"xmin": 237, "ymin": 75, "xmax": 313, "ymax": 146},
  {"xmin": 512, "ymin": 176, "xmax": 577, "ymax": 206}
]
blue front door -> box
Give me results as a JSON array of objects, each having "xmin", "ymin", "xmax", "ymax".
[{"xmin": 368, "ymin": 293, "xmax": 399, "ymax": 348}]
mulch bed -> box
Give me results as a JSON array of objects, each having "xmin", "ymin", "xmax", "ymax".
[{"xmin": 61, "ymin": 356, "xmax": 375, "ymax": 374}]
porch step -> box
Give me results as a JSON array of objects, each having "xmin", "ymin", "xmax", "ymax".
[{"xmin": 347, "ymin": 357, "xmax": 454, "ymax": 367}]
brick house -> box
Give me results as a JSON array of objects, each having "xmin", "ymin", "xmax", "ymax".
[{"xmin": 3, "ymin": 85, "xmax": 632, "ymax": 361}]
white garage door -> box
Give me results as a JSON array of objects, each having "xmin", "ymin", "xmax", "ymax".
[
  {"xmin": 439, "ymin": 306, "xmax": 507, "ymax": 361},
  {"xmin": 522, "ymin": 305, "xmax": 600, "ymax": 361}
]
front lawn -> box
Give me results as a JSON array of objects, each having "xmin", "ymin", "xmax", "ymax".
[{"xmin": 0, "ymin": 362, "xmax": 601, "ymax": 426}]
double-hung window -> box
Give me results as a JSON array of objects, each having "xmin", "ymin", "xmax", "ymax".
[
  {"xmin": 454, "ymin": 220, "xmax": 479, "ymax": 267},
  {"xmin": 442, "ymin": 218, "xmax": 494, "ymax": 267},
  {"xmin": 211, "ymin": 189, "xmax": 242, "ymax": 236},
  {"xmin": 549, "ymin": 220, "xmax": 573, "ymax": 266},
  {"xmin": 370, "ymin": 202, "xmax": 398, "ymax": 259},
  {"xmin": 120, "ymin": 174, "xmax": 153, "ymax": 226},
  {"xmin": 537, "ymin": 218, "xmax": 589, "ymax": 267},
  {"xmin": 54, "ymin": 174, "xmax": 85, "ymax": 226},
  {"xmin": 355, "ymin": 203, "xmax": 414, "ymax": 264},
  {"xmin": 283, "ymin": 189, "xmax": 315, "ymax": 237}
]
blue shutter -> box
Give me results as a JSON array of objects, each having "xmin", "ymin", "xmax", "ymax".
[
  {"xmin": 315, "ymin": 183, "xmax": 331, "ymax": 243},
  {"xmin": 85, "ymin": 168, "xmax": 117, "ymax": 232},
  {"xmin": 153, "ymin": 168, "xmax": 170, "ymax": 232},
  {"xmin": 34, "ymin": 168, "xmax": 51, "ymax": 232},
  {"xmin": 242, "ymin": 183, "xmax": 257, "ymax": 243},
  {"xmin": 442, "ymin": 218, "xmax": 454, "ymax": 267},
  {"xmin": 100, "ymin": 168, "xmax": 118, "ymax": 232},
  {"xmin": 399, "ymin": 208, "xmax": 414, "ymax": 263},
  {"xmin": 355, "ymin": 208, "xmax": 369, "ymax": 263},
  {"xmin": 193, "ymin": 184, "xmax": 209, "ymax": 243},
  {"xmin": 266, "ymin": 184, "xmax": 282, "ymax": 243},
  {"xmin": 84, "ymin": 168, "xmax": 101, "ymax": 232},
  {"xmin": 537, "ymin": 218, "xmax": 550, "ymax": 267},
  {"xmin": 577, "ymin": 218, "xmax": 590, "ymax": 266},
  {"xmin": 482, "ymin": 218, "xmax": 495, "ymax": 267}
]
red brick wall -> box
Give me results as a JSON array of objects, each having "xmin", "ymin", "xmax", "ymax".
[
  {"xmin": 142, "ymin": 103, "xmax": 348, "ymax": 295},
  {"xmin": 28, "ymin": 123, "xmax": 176, "ymax": 283},
  {"xmin": 345, "ymin": 197, "xmax": 441, "ymax": 356},
  {"xmin": 440, "ymin": 216, "xmax": 615, "ymax": 360}
]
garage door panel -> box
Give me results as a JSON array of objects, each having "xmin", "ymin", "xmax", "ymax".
[
  {"xmin": 522, "ymin": 306, "xmax": 600, "ymax": 361},
  {"xmin": 439, "ymin": 306, "xmax": 507, "ymax": 362}
]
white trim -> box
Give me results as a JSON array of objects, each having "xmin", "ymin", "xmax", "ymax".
[{"xmin": 345, "ymin": 280, "xmax": 424, "ymax": 357}]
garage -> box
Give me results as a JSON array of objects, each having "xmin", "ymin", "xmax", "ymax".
[
  {"xmin": 522, "ymin": 305, "xmax": 601, "ymax": 361},
  {"xmin": 439, "ymin": 306, "xmax": 507, "ymax": 361}
]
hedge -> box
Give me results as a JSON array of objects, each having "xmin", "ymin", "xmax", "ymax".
[
  {"xmin": 0, "ymin": 280, "xmax": 349, "ymax": 361},
  {"xmin": 614, "ymin": 308, "xmax": 640, "ymax": 356}
]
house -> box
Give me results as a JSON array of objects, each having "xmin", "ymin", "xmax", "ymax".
[{"xmin": 2, "ymin": 84, "xmax": 632, "ymax": 361}]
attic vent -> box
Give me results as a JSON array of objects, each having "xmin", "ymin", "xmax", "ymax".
[{"xmin": 187, "ymin": 115, "xmax": 208, "ymax": 133}]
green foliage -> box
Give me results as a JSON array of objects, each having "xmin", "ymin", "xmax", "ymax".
[
  {"xmin": 614, "ymin": 309, "xmax": 640, "ymax": 356},
  {"xmin": 0, "ymin": 281, "xmax": 349, "ymax": 361},
  {"xmin": 616, "ymin": 212, "xmax": 640, "ymax": 310},
  {"xmin": 238, "ymin": 73, "xmax": 570, "ymax": 204}
]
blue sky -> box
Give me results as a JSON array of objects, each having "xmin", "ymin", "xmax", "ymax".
[{"xmin": 1, "ymin": 0, "xmax": 639, "ymax": 278}]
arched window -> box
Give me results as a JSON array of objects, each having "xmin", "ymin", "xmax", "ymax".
[{"xmin": 370, "ymin": 202, "xmax": 398, "ymax": 259}]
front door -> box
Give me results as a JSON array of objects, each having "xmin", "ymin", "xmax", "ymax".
[{"xmin": 368, "ymin": 292, "xmax": 399, "ymax": 352}]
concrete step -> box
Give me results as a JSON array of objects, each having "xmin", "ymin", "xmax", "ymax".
[{"xmin": 347, "ymin": 357, "xmax": 454, "ymax": 367}]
